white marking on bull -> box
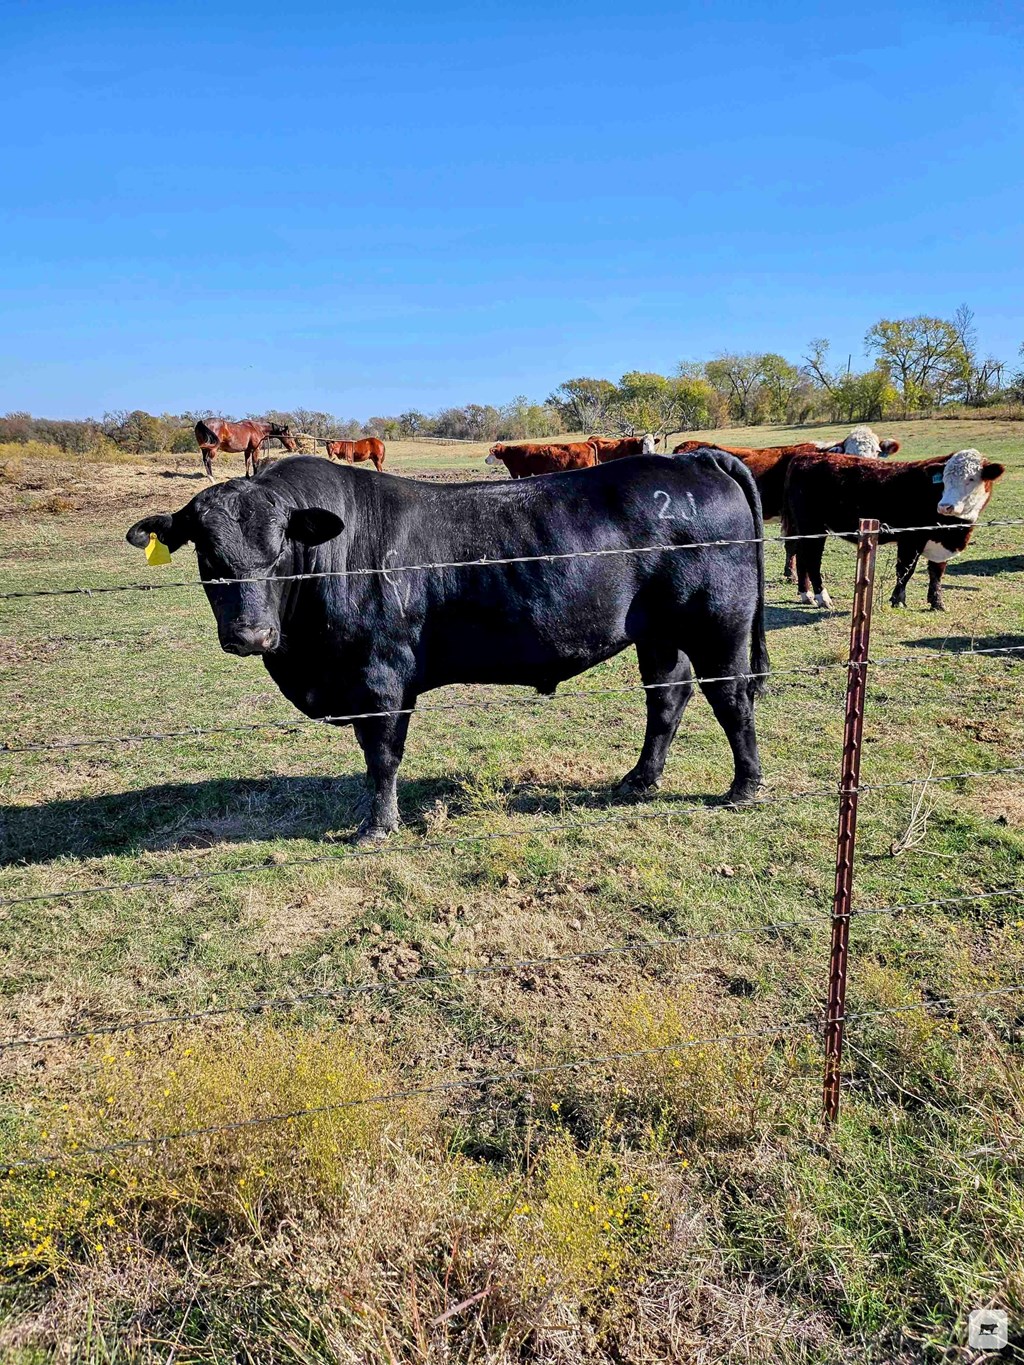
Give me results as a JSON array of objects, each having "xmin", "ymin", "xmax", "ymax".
[
  {"xmin": 923, "ymin": 539, "xmax": 956, "ymax": 563},
  {"xmin": 937, "ymin": 448, "xmax": 990, "ymax": 521},
  {"xmin": 798, "ymin": 590, "xmax": 814, "ymax": 605},
  {"xmin": 686, "ymin": 491, "xmax": 698, "ymax": 518},
  {"xmin": 641, "ymin": 433, "xmax": 657, "ymax": 455},
  {"xmin": 654, "ymin": 489, "xmax": 691, "ymax": 521},
  {"xmin": 815, "ymin": 589, "xmax": 833, "ymax": 608},
  {"xmin": 382, "ymin": 550, "xmax": 412, "ymax": 617}
]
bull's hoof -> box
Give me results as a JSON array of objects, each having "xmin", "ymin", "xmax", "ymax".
[
  {"xmin": 889, "ymin": 598, "xmax": 906, "ymax": 610},
  {"xmin": 797, "ymin": 591, "xmax": 814, "ymax": 605},
  {"xmin": 723, "ymin": 782, "xmax": 764, "ymax": 809},
  {"xmin": 617, "ymin": 769, "xmax": 662, "ymax": 795},
  {"xmin": 352, "ymin": 820, "xmax": 398, "ymax": 846},
  {"xmin": 929, "ymin": 601, "xmax": 945, "ymax": 612}
]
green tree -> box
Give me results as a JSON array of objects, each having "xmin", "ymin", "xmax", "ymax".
[
  {"xmin": 864, "ymin": 314, "xmax": 968, "ymax": 411},
  {"xmin": 102, "ymin": 409, "xmax": 164, "ymax": 454},
  {"xmin": 755, "ymin": 353, "xmax": 805, "ymax": 422},
  {"xmin": 547, "ymin": 378, "xmax": 617, "ymax": 432},
  {"xmin": 498, "ymin": 397, "xmax": 562, "ymax": 440},
  {"xmin": 704, "ymin": 354, "xmax": 766, "ymax": 422},
  {"xmin": 610, "ymin": 372, "xmax": 713, "ymax": 441}
]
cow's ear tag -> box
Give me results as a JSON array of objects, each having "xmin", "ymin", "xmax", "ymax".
[
  {"xmin": 932, "ymin": 473, "xmax": 943, "ymax": 485},
  {"xmin": 145, "ymin": 533, "xmax": 172, "ymax": 565}
]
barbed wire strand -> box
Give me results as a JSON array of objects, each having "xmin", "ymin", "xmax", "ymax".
[
  {"xmin": 7, "ymin": 984, "xmax": 1024, "ymax": 1170},
  {"xmin": 5, "ymin": 644, "xmax": 1023, "ymax": 756},
  {"xmin": 2, "ymin": 763, "xmax": 1022, "ymax": 912},
  {"xmin": 2, "ymin": 518, "xmax": 1021, "ymax": 602},
  {"xmin": 4, "ymin": 885, "xmax": 1020, "ymax": 1055},
  {"xmin": 0, "ymin": 1022, "xmax": 827, "ymax": 1168},
  {"xmin": 0, "ymin": 916, "xmax": 816, "ymax": 1053}
]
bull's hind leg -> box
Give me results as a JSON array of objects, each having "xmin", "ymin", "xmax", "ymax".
[
  {"xmin": 619, "ymin": 642, "xmax": 694, "ymax": 792},
  {"xmin": 201, "ymin": 447, "xmax": 214, "ymax": 479},
  {"xmin": 688, "ymin": 644, "xmax": 763, "ymax": 805}
]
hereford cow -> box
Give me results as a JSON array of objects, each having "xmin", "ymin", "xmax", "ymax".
[
  {"xmin": 672, "ymin": 439, "xmax": 824, "ymax": 581},
  {"xmin": 195, "ymin": 419, "xmax": 298, "ymax": 479},
  {"xmin": 485, "ymin": 441, "xmax": 599, "ymax": 478},
  {"xmin": 672, "ymin": 431, "xmax": 898, "ymax": 580},
  {"xmin": 591, "ymin": 434, "xmax": 659, "ymax": 462},
  {"xmin": 126, "ymin": 451, "xmax": 769, "ymax": 840},
  {"xmin": 324, "ymin": 438, "xmax": 386, "ymax": 473},
  {"xmin": 783, "ymin": 448, "xmax": 1006, "ymax": 609},
  {"xmin": 820, "ymin": 425, "xmax": 900, "ymax": 458}
]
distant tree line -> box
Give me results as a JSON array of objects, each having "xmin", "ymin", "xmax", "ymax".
[{"xmin": 4, "ymin": 309, "xmax": 1022, "ymax": 456}]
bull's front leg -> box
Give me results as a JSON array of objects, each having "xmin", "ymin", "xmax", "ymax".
[{"xmin": 351, "ymin": 711, "xmax": 411, "ymax": 841}]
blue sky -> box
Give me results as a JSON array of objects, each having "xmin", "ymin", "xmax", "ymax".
[{"xmin": 2, "ymin": 0, "xmax": 1022, "ymax": 419}]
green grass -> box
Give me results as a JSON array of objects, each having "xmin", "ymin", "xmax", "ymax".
[{"xmin": 1, "ymin": 425, "xmax": 1023, "ymax": 1361}]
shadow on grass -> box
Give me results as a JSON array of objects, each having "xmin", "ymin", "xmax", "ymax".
[
  {"xmin": 901, "ymin": 633, "xmax": 1024, "ymax": 655},
  {"xmin": 764, "ymin": 604, "xmax": 831, "ymax": 630},
  {"xmin": 947, "ymin": 553, "xmax": 1024, "ymax": 578},
  {"xmin": 0, "ymin": 772, "xmax": 727, "ymax": 867}
]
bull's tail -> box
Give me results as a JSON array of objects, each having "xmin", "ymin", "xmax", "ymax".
[{"xmin": 701, "ymin": 449, "xmax": 770, "ymax": 697}]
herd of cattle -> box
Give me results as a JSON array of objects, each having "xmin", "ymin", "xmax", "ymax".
[{"xmin": 192, "ymin": 418, "xmax": 1006, "ymax": 613}]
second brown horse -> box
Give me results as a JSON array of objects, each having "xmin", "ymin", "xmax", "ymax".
[
  {"xmin": 194, "ymin": 419, "xmax": 298, "ymax": 479},
  {"xmin": 324, "ymin": 438, "xmax": 386, "ymax": 472}
]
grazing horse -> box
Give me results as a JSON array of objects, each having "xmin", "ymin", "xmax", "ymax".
[
  {"xmin": 194, "ymin": 419, "xmax": 298, "ymax": 479},
  {"xmin": 324, "ymin": 438, "xmax": 386, "ymax": 472}
]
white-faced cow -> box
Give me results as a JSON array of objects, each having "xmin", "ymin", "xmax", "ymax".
[
  {"xmin": 673, "ymin": 430, "xmax": 900, "ymax": 581},
  {"xmin": 819, "ymin": 425, "xmax": 901, "ymax": 458},
  {"xmin": 127, "ymin": 453, "xmax": 769, "ymax": 840},
  {"xmin": 591, "ymin": 434, "xmax": 659, "ymax": 462},
  {"xmin": 783, "ymin": 447, "xmax": 1006, "ymax": 609}
]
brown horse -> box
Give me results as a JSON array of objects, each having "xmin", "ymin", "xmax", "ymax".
[
  {"xmin": 194, "ymin": 419, "xmax": 298, "ymax": 479},
  {"xmin": 324, "ymin": 438, "xmax": 386, "ymax": 472}
]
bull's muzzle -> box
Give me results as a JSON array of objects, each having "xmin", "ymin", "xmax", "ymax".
[{"xmin": 221, "ymin": 623, "xmax": 280, "ymax": 655}]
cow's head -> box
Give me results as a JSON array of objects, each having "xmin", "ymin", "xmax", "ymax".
[
  {"xmin": 936, "ymin": 449, "xmax": 1005, "ymax": 521},
  {"xmin": 641, "ymin": 433, "xmax": 657, "ymax": 454},
  {"xmin": 126, "ymin": 480, "xmax": 343, "ymax": 656},
  {"xmin": 485, "ymin": 444, "xmax": 504, "ymax": 466}
]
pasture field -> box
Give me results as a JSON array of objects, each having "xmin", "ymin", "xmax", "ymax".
[{"xmin": 1, "ymin": 421, "xmax": 1023, "ymax": 1362}]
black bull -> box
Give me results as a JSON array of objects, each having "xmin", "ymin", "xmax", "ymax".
[{"xmin": 127, "ymin": 453, "xmax": 769, "ymax": 840}]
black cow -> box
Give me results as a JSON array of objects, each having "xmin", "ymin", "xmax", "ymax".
[{"xmin": 126, "ymin": 454, "xmax": 769, "ymax": 841}]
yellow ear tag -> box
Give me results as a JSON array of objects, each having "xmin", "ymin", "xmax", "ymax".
[{"xmin": 145, "ymin": 533, "xmax": 172, "ymax": 566}]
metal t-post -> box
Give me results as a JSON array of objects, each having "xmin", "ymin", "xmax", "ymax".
[{"xmin": 823, "ymin": 518, "xmax": 880, "ymax": 1125}]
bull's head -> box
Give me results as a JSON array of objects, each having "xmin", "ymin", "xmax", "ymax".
[
  {"xmin": 936, "ymin": 449, "xmax": 1005, "ymax": 521},
  {"xmin": 641, "ymin": 433, "xmax": 658, "ymax": 454},
  {"xmin": 126, "ymin": 480, "xmax": 342, "ymax": 656}
]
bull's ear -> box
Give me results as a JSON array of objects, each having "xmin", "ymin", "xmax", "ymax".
[
  {"xmin": 288, "ymin": 508, "xmax": 343, "ymax": 545},
  {"xmin": 983, "ymin": 462, "xmax": 1006, "ymax": 481},
  {"xmin": 126, "ymin": 512, "xmax": 190, "ymax": 552}
]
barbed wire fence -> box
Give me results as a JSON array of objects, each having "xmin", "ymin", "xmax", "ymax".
[{"xmin": 1, "ymin": 515, "xmax": 1022, "ymax": 1167}]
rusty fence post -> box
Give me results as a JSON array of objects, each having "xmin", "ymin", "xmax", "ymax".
[{"xmin": 823, "ymin": 518, "xmax": 880, "ymax": 1125}]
